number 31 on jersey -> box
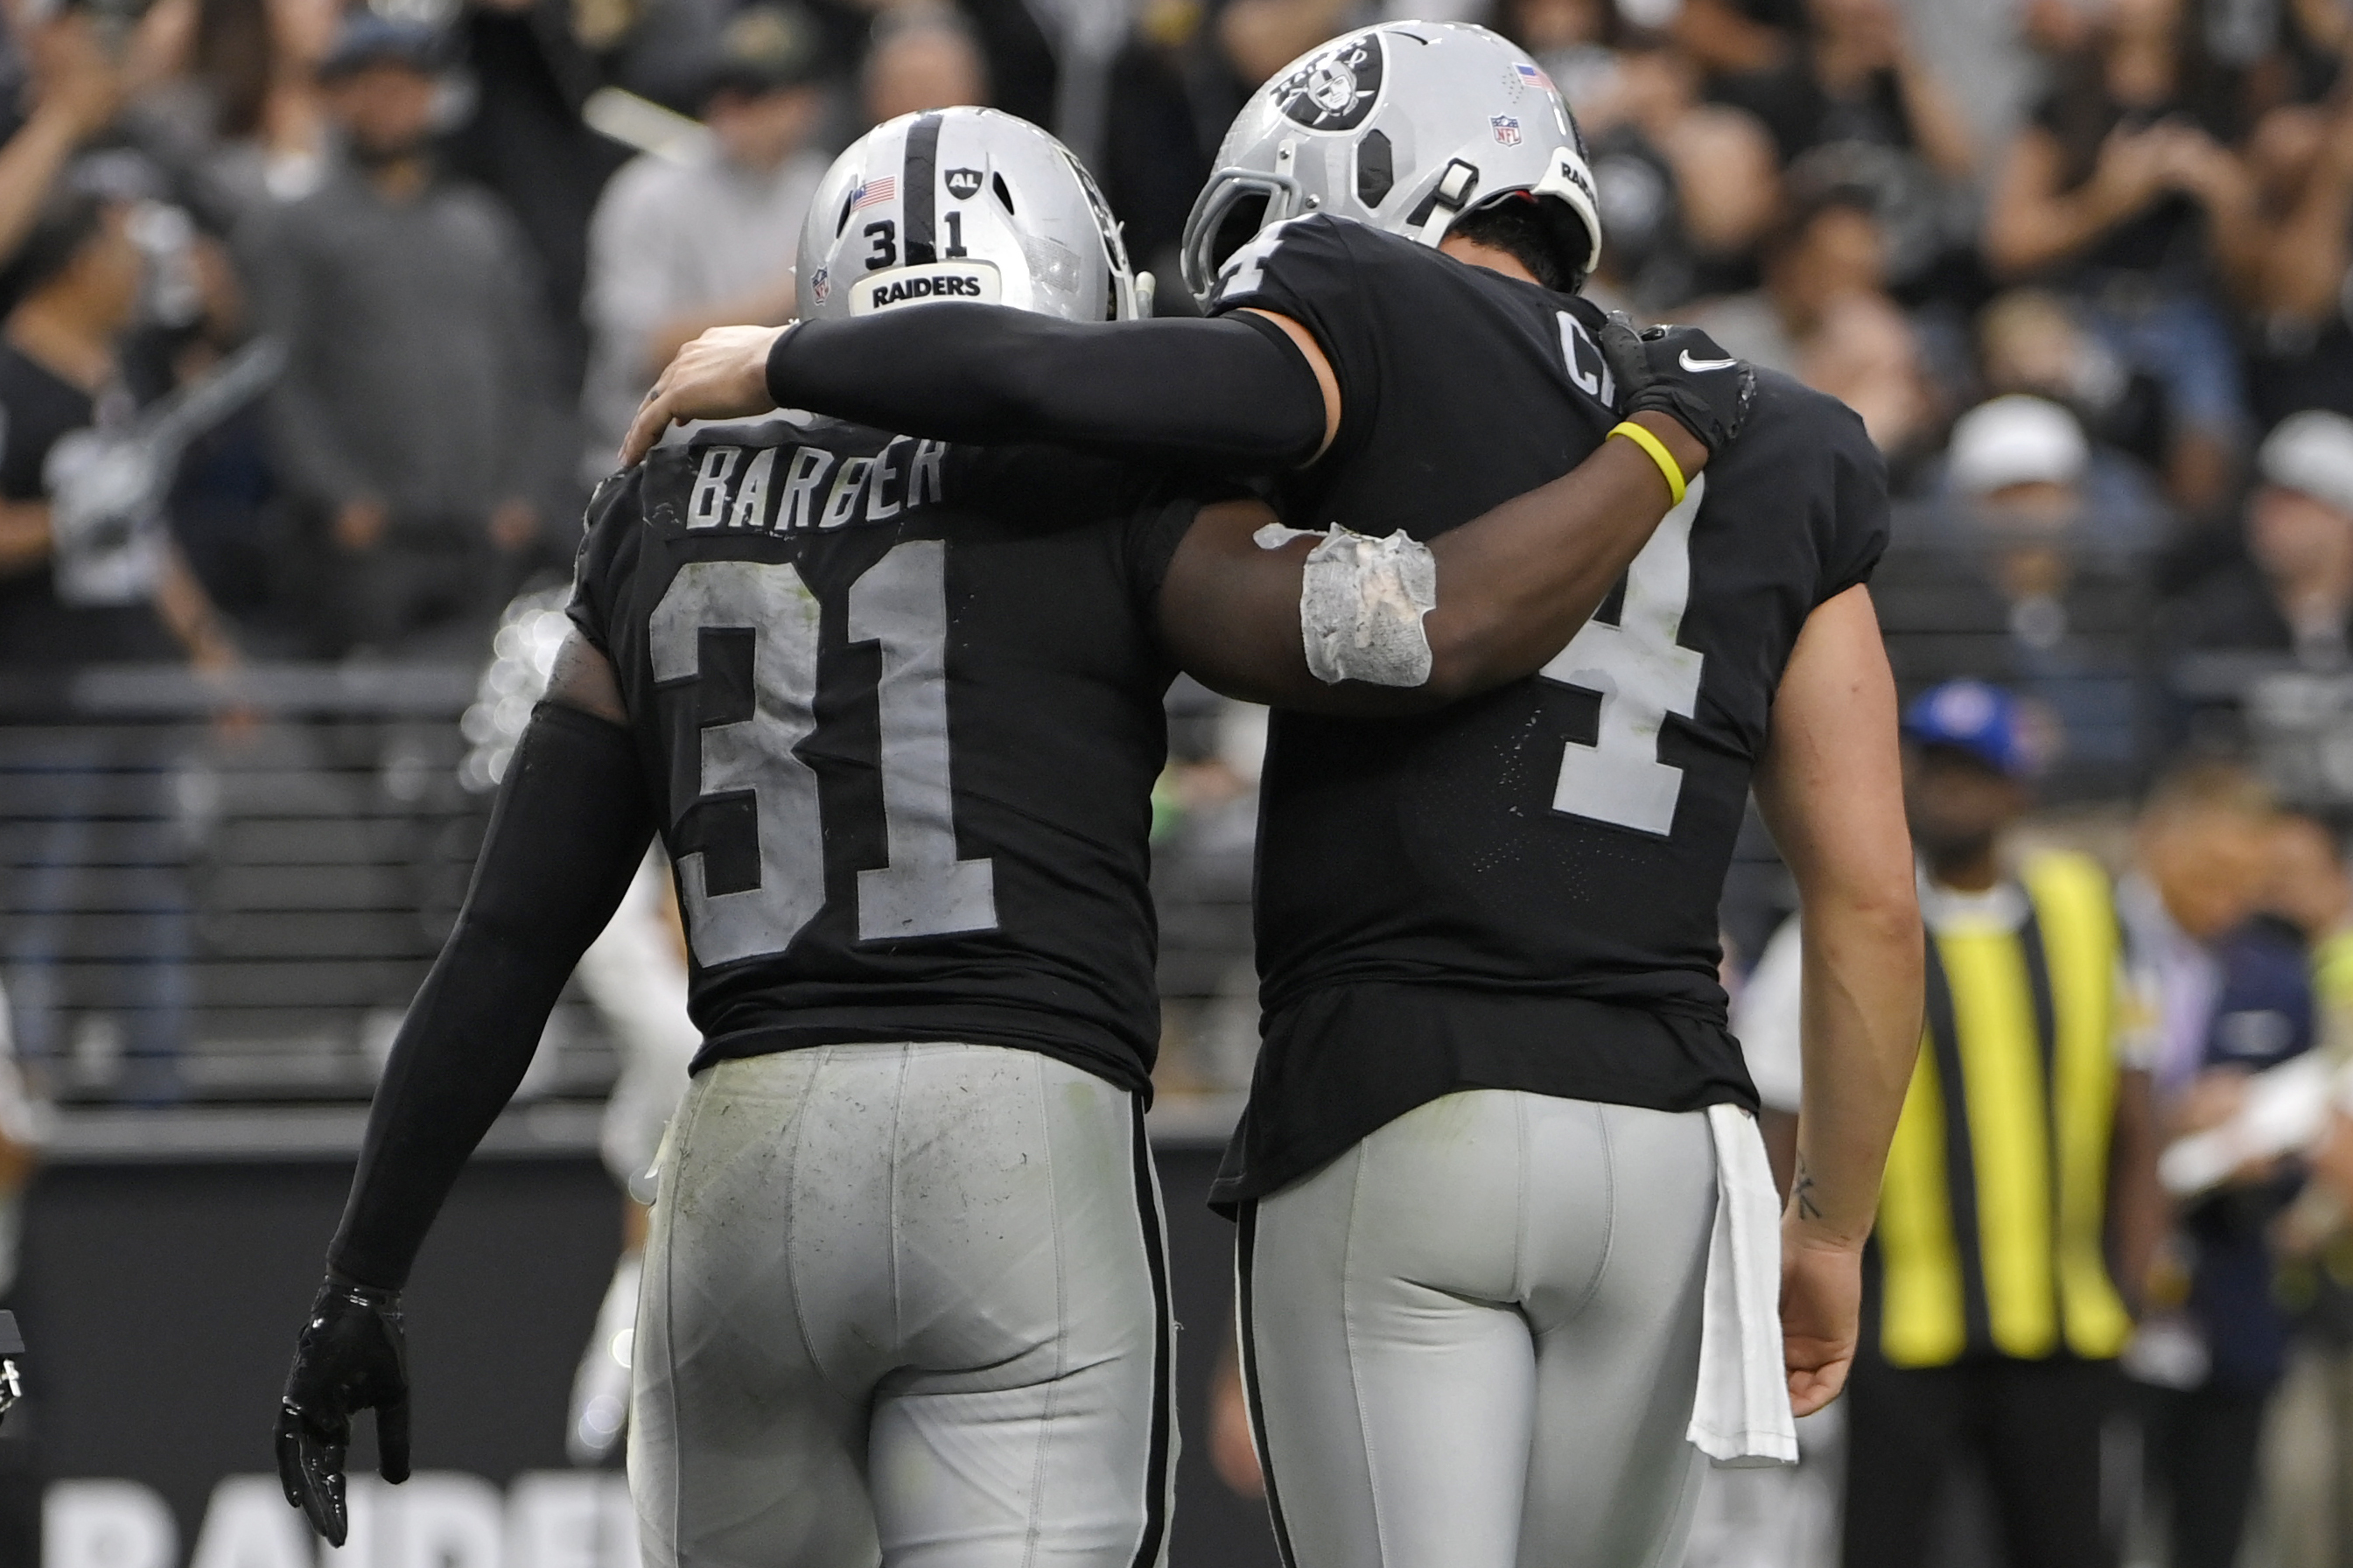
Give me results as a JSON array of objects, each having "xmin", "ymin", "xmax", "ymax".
[{"xmin": 650, "ymin": 544, "xmax": 998, "ymax": 969}]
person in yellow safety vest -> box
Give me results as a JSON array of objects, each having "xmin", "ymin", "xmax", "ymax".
[{"xmin": 1844, "ymin": 681, "xmax": 2165, "ymax": 1568}]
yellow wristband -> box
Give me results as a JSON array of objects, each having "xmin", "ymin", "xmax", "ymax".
[{"xmin": 1609, "ymin": 420, "xmax": 1687, "ymax": 508}]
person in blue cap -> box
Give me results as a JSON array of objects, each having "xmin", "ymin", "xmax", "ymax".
[{"xmin": 1831, "ymin": 679, "xmax": 2163, "ymax": 1566}]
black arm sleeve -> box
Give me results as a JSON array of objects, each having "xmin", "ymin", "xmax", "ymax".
[
  {"xmin": 766, "ymin": 305, "xmax": 1326, "ymax": 472},
  {"xmin": 328, "ymin": 703, "xmax": 655, "ymax": 1290}
]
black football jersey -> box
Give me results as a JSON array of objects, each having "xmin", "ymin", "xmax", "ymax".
[
  {"xmin": 568, "ymin": 419, "xmax": 1194, "ymax": 1095},
  {"xmin": 1203, "ymin": 214, "xmax": 1889, "ymax": 1205}
]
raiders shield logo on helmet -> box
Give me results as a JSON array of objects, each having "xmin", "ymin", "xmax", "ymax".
[
  {"xmin": 945, "ymin": 167, "xmax": 983, "ymax": 201},
  {"xmin": 1273, "ymin": 35, "xmax": 1383, "ymax": 132}
]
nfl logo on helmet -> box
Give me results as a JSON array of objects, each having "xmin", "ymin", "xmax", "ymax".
[{"xmin": 1490, "ymin": 115, "xmax": 1522, "ymax": 146}]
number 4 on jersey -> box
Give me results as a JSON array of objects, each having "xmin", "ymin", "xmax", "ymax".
[
  {"xmin": 1539, "ymin": 477, "xmax": 1705, "ymax": 836},
  {"xmin": 1214, "ymin": 218, "xmax": 1306, "ymax": 301}
]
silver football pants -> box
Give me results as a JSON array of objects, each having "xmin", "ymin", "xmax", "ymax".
[
  {"xmin": 630, "ymin": 1043, "xmax": 1175, "ymax": 1568},
  {"xmin": 1240, "ymin": 1090, "xmax": 1718, "ymax": 1568}
]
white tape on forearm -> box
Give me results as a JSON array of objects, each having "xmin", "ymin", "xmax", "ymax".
[{"xmin": 1256, "ymin": 521, "xmax": 1438, "ymax": 687}]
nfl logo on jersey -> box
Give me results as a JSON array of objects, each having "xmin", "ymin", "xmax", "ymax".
[{"xmin": 1490, "ymin": 115, "xmax": 1522, "ymax": 147}]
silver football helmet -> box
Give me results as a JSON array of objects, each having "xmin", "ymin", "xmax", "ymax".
[
  {"xmin": 797, "ymin": 107, "xmax": 1148, "ymax": 326},
  {"xmin": 1179, "ymin": 21, "xmax": 1604, "ymax": 303}
]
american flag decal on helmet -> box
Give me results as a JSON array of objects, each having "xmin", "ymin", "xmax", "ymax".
[
  {"xmin": 1516, "ymin": 60, "xmax": 1553, "ymax": 91},
  {"xmin": 851, "ymin": 177, "xmax": 897, "ymax": 211}
]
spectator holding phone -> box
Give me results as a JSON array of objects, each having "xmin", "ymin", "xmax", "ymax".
[{"xmin": 1985, "ymin": 0, "xmax": 2262, "ymax": 519}]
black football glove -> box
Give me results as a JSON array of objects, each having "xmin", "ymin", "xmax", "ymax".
[
  {"xmin": 1596, "ymin": 313, "xmax": 1757, "ymax": 458},
  {"xmin": 277, "ymin": 1274, "xmax": 410, "ymax": 1546}
]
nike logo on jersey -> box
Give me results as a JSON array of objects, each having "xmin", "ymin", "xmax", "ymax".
[
  {"xmin": 682, "ymin": 437, "xmax": 949, "ymax": 535},
  {"xmin": 1679, "ymin": 351, "xmax": 1739, "ymax": 373}
]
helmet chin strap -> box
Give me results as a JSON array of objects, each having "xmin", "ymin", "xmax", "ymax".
[{"xmin": 1403, "ymin": 158, "xmax": 1481, "ymax": 248}]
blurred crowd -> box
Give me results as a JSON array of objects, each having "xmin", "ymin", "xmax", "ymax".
[
  {"xmin": 3, "ymin": 0, "xmax": 2353, "ymax": 1560},
  {"xmin": 0, "ymin": 0, "xmax": 2339, "ymax": 761},
  {"xmin": 0, "ymin": 0, "xmax": 2334, "ymax": 703}
]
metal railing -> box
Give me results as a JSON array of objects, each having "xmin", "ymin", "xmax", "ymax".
[
  {"xmin": 10, "ymin": 513, "xmax": 2264, "ymax": 1110},
  {"xmin": 1872, "ymin": 516, "xmax": 2167, "ymax": 804},
  {"xmin": 0, "ymin": 663, "xmax": 619, "ymax": 1107},
  {"xmin": 0, "ymin": 662, "xmax": 1267, "ymax": 1110}
]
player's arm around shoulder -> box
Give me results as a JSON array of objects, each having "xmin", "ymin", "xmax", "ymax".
[
  {"xmin": 624, "ymin": 307, "xmax": 1329, "ymax": 472},
  {"xmin": 1232, "ymin": 308, "xmax": 1341, "ymax": 463},
  {"xmin": 1156, "ymin": 320, "xmax": 1753, "ymax": 716},
  {"xmin": 1752, "ymin": 581, "xmax": 1924, "ymax": 1416},
  {"xmin": 621, "ymin": 207, "xmax": 1356, "ymax": 470}
]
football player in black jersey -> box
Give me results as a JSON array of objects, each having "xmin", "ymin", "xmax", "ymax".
[
  {"xmin": 627, "ymin": 25, "xmax": 1926, "ymax": 1568},
  {"xmin": 271, "ymin": 108, "xmax": 1753, "ymax": 1568}
]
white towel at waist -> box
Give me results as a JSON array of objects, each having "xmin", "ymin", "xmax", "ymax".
[{"xmin": 1688, "ymin": 1102, "xmax": 1798, "ymax": 1466}]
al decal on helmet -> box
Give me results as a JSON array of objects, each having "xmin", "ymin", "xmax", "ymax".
[{"xmin": 1273, "ymin": 34, "xmax": 1384, "ymax": 132}]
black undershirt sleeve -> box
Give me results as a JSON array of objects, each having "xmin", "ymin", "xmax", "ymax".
[
  {"xmin": 766, "ymin": 305, "xmax": 1327, "ymax": 472},
  {"xmin": 328, "ymin": 703, "xmax": 655, "ymax": 1290}
]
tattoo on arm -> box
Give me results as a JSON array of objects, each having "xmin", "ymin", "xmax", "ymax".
[{"xmin": 1793, "ymin": 1155, "xmax": 1824, "ymax": 1222}]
